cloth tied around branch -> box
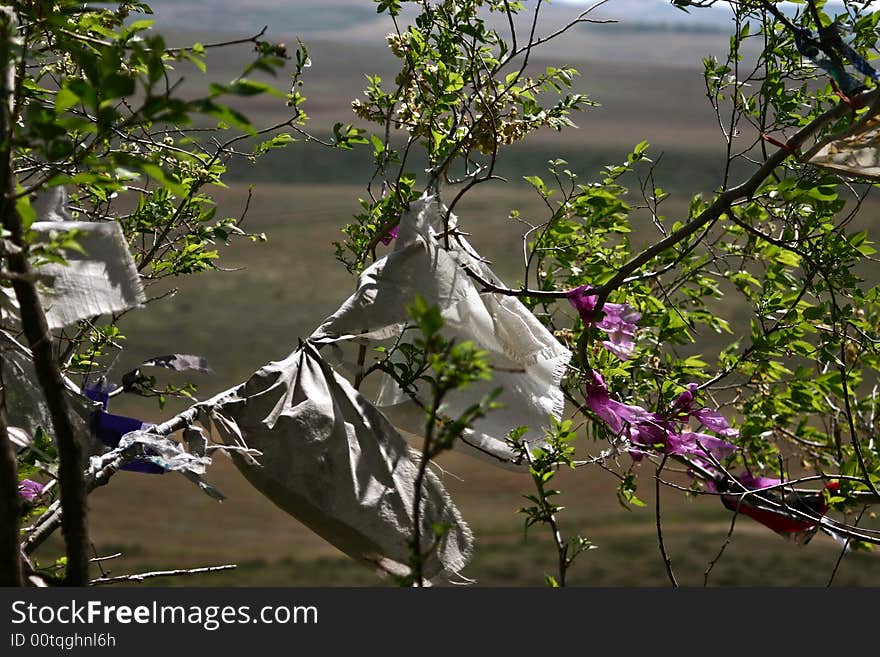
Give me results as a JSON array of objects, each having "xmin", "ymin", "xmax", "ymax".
[
  {"xmin": 83, "ymin": 384, "xmax": 166, "ymax": 475},
  {"xmin": 309, "ymin": 194, "xmax": 571, "ymax": 469},
  {"xmin": 1, "ymin": 330, "xmax": 101, "ymax": 460},
  {"xmin": 800, "ymin": 108, "xmax": 880, "ymax": 180},
  {"xmin": 194, "ymin": 341, "xmax": 472, "ymax": 581},
  {"xmin": 7, "ymin": 187, "xmax": 146, "ymax": 330}
]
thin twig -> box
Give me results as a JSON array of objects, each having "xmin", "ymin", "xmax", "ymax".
[
  {"xmin": 655, "ymin": 455, "xmax": 677, "ymax": 588},
  {"xmin": 523, "ymin": 442, "xmax": 570, "ymax": 587},
  {"xmin": 164, "ymin": 27, "xmax": 268, "ymax": 55},
  {"xmin": 90, "ymin": 564, "xmax": 237, "ymax": 585},
  {"xmin": 704, "ymin": 508, "xmax": 739, "ymax": 587},
  {"xmin": 827, "ymin": 506, "xmax": 867, "ymax": 587}
]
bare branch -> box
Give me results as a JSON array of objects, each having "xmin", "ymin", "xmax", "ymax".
[{"xmin": 90, "ymin": 564, "xmax": 237, "ymax": 586}]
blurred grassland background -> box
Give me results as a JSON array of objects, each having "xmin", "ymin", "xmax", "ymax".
[{"xmin": 37, "ymin": 1, "xmax": 880, "ymax": 586}]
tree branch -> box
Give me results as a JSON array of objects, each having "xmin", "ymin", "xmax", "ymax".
[
  {"xmin": 90, "ymin": 564, "xmax": 236, "ymax": 586},
  {"xmin": 655, "ymin": 455, "xmax": 678, "ymax": 588}
]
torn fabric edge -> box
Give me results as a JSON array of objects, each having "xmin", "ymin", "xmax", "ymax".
[
  {"xmin": 7, "ymin": 426, "xmax": 31, "ymax": 450},
  {"xmin": 114, "ymin": 430, "xmax": 212, "ymax": 474},
  {"xmin": 1, "ymin": 330, "xmax": 102, "ymax": 459},
  {"xmin": 309, "ymin": 194, "xmax": 571, "ymax": 469},
  {"xmin": 184, "ymin": 424, "xmax": 261, "ymax": 463},
  {"xmin": 30, "ymin": 219, "xmax": 145, "ymax": 330},
  {"xmin": 87, "ymin": 429, "xmax": 223, "ymax": 500},
  {"xmin": 192, "ymin": 341, "xmax": 473, "ymax": 581},
  {"xmin": 91, "ymin": 410, "xmax": 166, "ymax": 474},
  {"xmin": 800, "ymin": 109, "xmax": 880, "ymax": 180},
  {"xmin": 121, "ymin": 353, "xmax": 213, "ymax": 394}
]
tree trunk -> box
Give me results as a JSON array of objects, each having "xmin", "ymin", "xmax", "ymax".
[
  {"xmin": 0, "ymin": 6, "xmax": 90, "ymax": 587},
  {"xmin": 0, "ymin": 4, "xmax": 23, "ymax": 588},
  {"xmin": 0, "ymin": 351, "xmax": 23, "ymax": 586}
]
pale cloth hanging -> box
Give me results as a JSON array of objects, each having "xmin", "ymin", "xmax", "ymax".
[
  {"xmin": 801, "ymin": 109, "xmax": 880, "ymax": 180},
  {"xmin": 22, "ymin": 187, "xmax": 146, "ymax": 329},
  {"xmin": 195, "ymin": 341, "xmax": 473, "ymax": 581},
  {"xmin": 0, "ymin": 331, "xmax": 100, "ymax": 457},
  {"xmin": 310, "ymin": 195, "xmax": 571, "ymax": 468},
  {"xmin": 32, "ymin": 220, "xmax": 146, "ymax": 329}
]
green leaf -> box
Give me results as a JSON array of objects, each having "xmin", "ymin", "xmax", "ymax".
[
  {"xmin": 127, "ymin": 19, "xmax": 156, "ymax": 33},
  {"xmin": 197, "ymin": 99, "xmax": 255, "ymax": 135},
  {"xmin": 15, "ymin": 187, "xmax": 36, "ymax": 229},
  {"xmin": 54, "ymin": 87, "xmax": 80, "ymax": 114},
  {"xmin": 227, "ymin": 78, "xmax": 287, "ymax": 98},
  {"xmin": 802, "ymin": 305, "xmax": 825, "ymax": 321},
  {"xmin": 101, "ymin": 73, "xmax": 136, "ymax": 100},
  {"xmin": 113, "ymin": 154, "xmax": 187, "ymax": 196},
  {"xmin": 182, "ymin": 50, "xmax": 207, "ymax": 74}
]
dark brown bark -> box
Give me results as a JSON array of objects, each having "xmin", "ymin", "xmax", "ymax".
[
  {"xmin": 0, "ymin": 7, "xmax": 89, "ymax": 586},
  {"xmin": 0, "ymin": 4, "xmax": 24, "ymax": 589},
  {"xmin": 0, "ymin": 353, "xmax": 24, "ymax": 586}
]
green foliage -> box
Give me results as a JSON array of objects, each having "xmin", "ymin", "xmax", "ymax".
[
  {"xmin": 2, "ymin": 1, "xmax": 321, "ymax": 580},
  {"xmin": 393, "ymin": 294, "xmax": 499, "ymax": 457},
  {"xmin": 514, "ymin": 419, "xmax": 596, "ymax": 586},
  {"xmin": 390, "ymin": 295, "xmax": 499, "ymax": 586},
  {"xmin": 339, "ymin": 0, "xmax": 880, "ymax": 583},
  {"xmin": 3, "ymin": 0, "xmax": 321, "ymax": 384},
  {"xmin": 8, "ymin": 0, "xmax": 880, "ymax": 587},
  {"xmin": 9, "ymin": 1, "xmax": 316, "ymax": 298},
  {"xmin": 337, "ymin": 0, "xmax": 594, "ymax": 272}
]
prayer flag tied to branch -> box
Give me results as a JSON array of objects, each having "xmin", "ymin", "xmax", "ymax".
[
  {"xmin": 801, "ymin": 111, "xmax": 880, "ymax": 180},
  {"xmin": 781, "ymin": 21, "xmax": 880, "ymax": 180},
  {"xmin": 30, "ymin": 220, "xmax": 145, "ymax": 330},
  {"xmin": 194, "ymin": 342, "xmax": 473, "ymax": 581},
  {"xmin": 2, "ymin": 331, "xmax": 100, "ymax": 457},
  {"xmin": 20, "ymin": 185, "xmax": 857, "ymax": 585},
  {"xmin": 15, "ymin": 187, "xmax": 146, "ymax": 330},
  {"xmin": 310, "ymin": 195, "xmax": 572, "ymax": 468}
]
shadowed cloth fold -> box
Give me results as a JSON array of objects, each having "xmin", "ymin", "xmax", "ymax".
[{"xmin": 196, "ymin": 342, "xmax": 472, "ymax": 581}]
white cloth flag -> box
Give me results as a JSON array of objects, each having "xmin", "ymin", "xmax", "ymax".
[
  {"xmin": 802, "ymin": 112, "xmax": 880, "ymax": 180},
  {"xmin": 1, "ymin": 331, "xmax": 101, "ymax": 457},
  {"xmin": 19, "ymin": 187, "xmax": 146, "ymax": 330},
  {"xmin": 32, "ymin": 219, "xmax": 146, "ymax": 329},
  {"xmin": 310, "ymin": 195, "xmax": 571, "ymax": 468},
  {"xmin": 196, "ymin": 342, "xmax": 473, "ymax": 581}
]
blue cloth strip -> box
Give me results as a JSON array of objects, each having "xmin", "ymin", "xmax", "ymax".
[
  {"xmin": 793, "ymin": 26, "xmax": 868, "ymax": 95},
  {"xmin": 838, "ymin": 41, "xmax": 880, "ymax": 81},
  {"xmin": 91, "ymin": 410, "xmax": 166, "ymax": 475}
]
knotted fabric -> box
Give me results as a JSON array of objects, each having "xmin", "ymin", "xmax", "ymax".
[
  {"xmin": 196, "ymin": 342, "xmax": 472, "ymax": 581},
  {"xmin": 310, "ymin": 195, "xmax": 571, "ymax": 468}
]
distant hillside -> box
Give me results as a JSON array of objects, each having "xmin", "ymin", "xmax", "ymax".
[
  {"xmin": 137, "ymin": 0, "xmax": 739, "ymax": 36},
  {"xmin": 141, "ymin": 0, "xmax": 859, "ymax": 38},
  {"xmin": 143, "ymin": 0, "xmax": 382, "ymax": 37},
  {"xmin": 142, "ymin": 0, "xmax": 755, "ymax": 71},
  {"xmin": 142, "ymin": 4, "xmax": 747, "ymax": 182}
]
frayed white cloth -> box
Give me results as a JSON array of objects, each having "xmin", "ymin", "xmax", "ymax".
[
  {"xmin": 3, "ymin": 189, "xmax": 145, "ymax": 328},
  {"xmin": 802, "ymin": 112, "xmax": 880, "ymax": 180},
  {"xmin": 32, "ymin": 219, "xmax": 145, "ymax": 329},
  {"xmin": 0, "ymin": 331, "xmax": 101, "ymax": 457},
  {"xmin": 196, "ymin": 342, "xmax": 472, "ymax": 581},
  {"xmin": 310, "ymin": 195, "xmax": 571, "ymax": 468},
  {"xmin": 31, "ymin": 186, "xmax": 73, "ymax": 222}
]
